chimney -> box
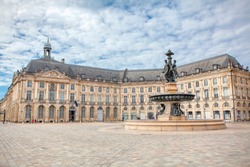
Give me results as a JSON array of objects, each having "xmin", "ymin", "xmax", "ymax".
[{"xmin": 61, "ymin": 58, "xmax": 65, "ymax": 63}]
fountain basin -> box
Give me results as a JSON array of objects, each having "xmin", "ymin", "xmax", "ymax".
[
  {"xmin": 150, "ymin": 93, "xmax": 195, "ymax": 102},
  {"xmin": 125, "ymin": 119, "xmax": 226, "ymax": 131}
]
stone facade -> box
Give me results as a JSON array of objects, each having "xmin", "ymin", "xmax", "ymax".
[{"xmin": 0, "ymin": 41, "xmax": 250, "ymax": 122}]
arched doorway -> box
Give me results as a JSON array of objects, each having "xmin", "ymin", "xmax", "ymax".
[
  {"xmin": 213, "ymin": 111, "xmax": 220, "ymax": 119},
  {"xmin": 224, "ymin": 110, "xmax": 231, "ymax": 120},
  {"xmin": 69, "ymin": 106, "xmax": 75, "ymax": 122},
  {"xmin": 97, "ymin": 107, "xmax": 103, "ymax": 122},
  {"xmin": 123, "ymin": 112, "xmax": 129, "ymax": 121}
]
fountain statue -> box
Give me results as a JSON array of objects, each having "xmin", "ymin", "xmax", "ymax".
[{"xmin": 125, "ymin": 50, "xmax": 226, "ymax": 131}]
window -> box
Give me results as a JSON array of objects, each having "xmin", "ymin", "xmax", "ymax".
[
  {"xmin": 148, "ymin": 96, "xmax": 152, "ymax": 103},
  {"xmin": 70, "ymin": 93, "xmax": 75, "ymax": 102},
  {"xmin": 113, "ymin": 96, "xmax": 117, "ymax": 104},
  {"xmin": 140, "ymin": 95, "xmax": 144, "ymax": 103},
  {"xmin": 205, "ymin": 103, "xmax": 209, "ymax": 108},
  {"xmin": 114, "ymin": 108, "xmax": 118, "ymax": 118},
  {"xmin": 25, "ymin": 105, "xmax": 31, "ymax": 118},
  {"xmin": 157, "ymin": 87, "xmax": 161, "ymax": 93},
  {"xmin": 49, "ymin": 91, "xmax": 55, "ymax": 101},
  {"xmin": 213, "ymin": 88, "xmax": 218, "ymax": 98},
  {"xmin": 106, "ymin": 108, "xmax": 110, "ymax": 118},
  {"xmin": 39, "ymin": 91, "xmax": 44, "ymax": 101},
  {"xmin": 195, "ymin": 68, "xmax": 201, "ymax": 73},
  {"xmin": 49, "ymin": 106, "xmax": 54, "ymax": 119},
  {"xmin": 98, "ymin": 95, "xmax": 102, "ymax": 103},
  {"xmin": 195, "ymin": 91, "xmax": 200, "ymax": 100},
  {"xmin": 124, "ymin": 77, "xmax": 128, "ymax": 83},
  {"xmin": 90, "ymin": 107, "xmax": 94, "ymax": 118},
  {"xmin": 40, "ymin": 82, "xmax": 44, "ymax": 88},
  {"xmin": 60, "ymin": 106, "xmax": 64, "ymax": 118},
  {"xmin": 71, "ymin": 84, "xmax": 75, "ymax": 90},
  {"xmin": 114, "ymin": 88, "xmax": 117, "ymax": 93},
  {"xmin": 82, "ymin": 85, "xmax": 85, "ymax": 91},
  {"xmin": 140, "ymin": 87, "xmax": 144, "ymax": 93},
  {"xmin": 132, "ymin": 95, "xmax": 136, "ymax": 104},
  {"xmin": 124, "ymin": 88, "xmax": 127, "ymax": 93},
  {"xmin": 132, "ymin": 88, "xmax": 136, "ymax": 93},
  {"xmin": 26, "ymin": 90, "xmax": 32, "ymax": 101},
  {"xmin": 60, "ymin": 84, "xmax": 65, "ymax": 89},
  {"xmin": 81, "ymin": 107, "xmax": 86, "ymax": 118},
  {"xmin": 106, "ymin": 87, "xmax": 110, "ymax": 93},
  {"xmin": 38, "ymin": 106, "xmax": 43, "ymax": 119},
  {"xmin": 224, "ymin": 102, "xmax": 229, "ymax": 107},
  {"xmin": 27, "ymin": 81, "xmax": 32, "ymax": 87},
  {"xmin": 196, "ymin": 81, "xmax": 199, "ymax": 87},
  {"xmin": 180, "ymin": 84, "xmax": 184, "ymax": 90},
  {"xmin": 90, "ymin": 86, "xmax": 94, "ymax": 92},
  {"xmin": 98, "ymin": 87, "xmax": 102, "ymax": 93},
  {"xmin": 214, "ymin": 103, "xmax": 219, "ymax": 107},
  {"xmin": 204, "ymin": 89, "xmax": 209, "ymax": 99},
  {"xmin": 60, "ymin": 92, "xmax": 64, "ymax": 102},
  {"xmin": 204, "ymin": 79, "xmax": 208, "ymax": 86},
  {"xmin": 241, "ymin": 87, "xmax": 244, "ymax": 97},
  {"xmin": 90, "ymin": 94, "xmax": 94, "ymax": 102},
  {"xmin": 140, "ymin": 76, "xmax": 145, "ymax": 82},
  {"xmin": 148, "ymin": 87, "xmax": 152, "ymax": 92},
  {"xmin": 124, "ymin": 96, "xmax": 128, "ymax": 103},
  {"xmin": 81, "ymin": 94, "xmax": 85, "ymax": 102},
  {"xmin": 106, "ymin": 95, "xmax": 110, "ymax": 103},
  {"xmin": 223, "ymin": 76, "xmax": 227, "ymax": 84},
  {"xmin": 196, "ymin": 104, "xmax": 200, "ymax": 108},
  {"xmin": 213, "ymin": 78, "xmax": 217, "ymax": 85},
  {"xmin": 188, "ymin": 82, "xmax": 191, "ymax": 88},
  {"xmin": 223, "ymin": 87, "xmax": 228, "ymax": 97}
]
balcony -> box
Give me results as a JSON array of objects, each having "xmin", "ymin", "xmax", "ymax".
[{"xmin": 123, "ymin": 102, "xmax": 128, "ymax": 106}]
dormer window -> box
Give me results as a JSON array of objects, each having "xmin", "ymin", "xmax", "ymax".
[
  {"xmin": 44, "ymin": 66, "xmax": 50, "ymax": 71},
  {"xmin": 212, "ymin": 64, "xmax": 220, "ymax": 70},
  {"xmin": 195, "ymin": 68, "xmax": 202, "ymax": 73},
  {"xmin": 156, "ymin": 76, "xmax": 161, "ymax": 81},
  {"xmin": 181, "ymin": 71, "xmax": 187, "ymax": 76},
  {"xmin": 139, "ymin": 76, "xmax": 145, "ymax": 82},
  {"xmin": 81, "ymin": 74, "xmax": 86, "ymax": 79},
  {"xmin": 112, "ymin": 77, "xmax": 117, "ymax": 83},
  {"xmin": 123, "ymin": 77, "xmax": 129, "ymax": 83},
  {"xmin": 97, "ymin": 75, "xmax": 102, "ymax": 81}
]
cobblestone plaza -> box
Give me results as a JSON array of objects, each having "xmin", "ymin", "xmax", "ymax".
[{"xmin": 0, "ymin": 122, "xmax": 250, "ymax": 167}]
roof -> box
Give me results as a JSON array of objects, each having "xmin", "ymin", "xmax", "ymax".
[{"xmin": 25, "ymin": 54, "xmax": 241, "ymax": 82}]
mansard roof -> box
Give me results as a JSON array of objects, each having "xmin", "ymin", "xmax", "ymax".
[{"xmin": 25, "ymin": 54, "xmax": 241, "ymax": 82}]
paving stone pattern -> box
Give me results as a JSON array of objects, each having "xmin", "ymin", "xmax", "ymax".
[{"xmin": 0, "ymin": 122, "xmax": 250, "ymax": 167}]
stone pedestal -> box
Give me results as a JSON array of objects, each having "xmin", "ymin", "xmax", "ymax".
[
  {"xmin": 165, "ymin": 82, "xmax": 178, "ymax": 93},
  {"xmin": 169, "ymin": 115, "xmax": 187, "ymax": 121}
]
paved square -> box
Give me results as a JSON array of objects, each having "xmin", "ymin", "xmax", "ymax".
[{"xmin": 0, "ymin": 122, "xmax": 250, "ymax": 167}]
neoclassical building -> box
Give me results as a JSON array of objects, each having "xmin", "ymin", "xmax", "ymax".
[{"xmin": 1, "ymin": 40, "xmax": 250, "ymax": 123}]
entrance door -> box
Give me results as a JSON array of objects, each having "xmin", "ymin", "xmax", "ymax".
[
  {"xmin": 69, "ymin": 110, "xmax": 75, "ymax": 122},
  {"xmin": 97, "ymin": 109, "xmax": 103, "ymax": 122}
]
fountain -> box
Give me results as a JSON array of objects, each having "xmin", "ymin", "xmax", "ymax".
[{"xmin": 125, "ymin": 50, "xmax": 226, "ymax": 131}]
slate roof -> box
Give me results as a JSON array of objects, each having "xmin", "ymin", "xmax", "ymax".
[{"xmin": 25, "ymin": 54, "xmax": 241, "ymax": 82}]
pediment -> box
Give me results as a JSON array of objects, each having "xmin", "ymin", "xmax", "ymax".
[{"xmin": 35, "ymin": 70, "xmax": 70, "ymax": 79}]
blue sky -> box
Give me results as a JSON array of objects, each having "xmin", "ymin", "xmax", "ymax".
[{"xmin": 0, "ymin": 0, "xmax": 250, "ymax": 99}]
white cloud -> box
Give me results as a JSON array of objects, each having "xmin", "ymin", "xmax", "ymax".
[{"xmin": 0, "ymin": 0, "xmax": 250, "ymax": 98}]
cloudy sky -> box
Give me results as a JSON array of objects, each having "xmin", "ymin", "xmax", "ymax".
[{"xmin": 0, "ymin": 0, "xmax": 250, "ymax": 99}]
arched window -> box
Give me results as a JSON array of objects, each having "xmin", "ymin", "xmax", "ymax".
[
  {"xmin": 156, "ymin": 76, "xmax": 161, "ymax": 81},
  {"xmin": 26, "ymin": 105, "xmax": 31, "ymax": 119},
  {"xmin": 148, "ymin": 106, "xmax": 153, "ymax": 110},
  {"xmin": 124, "ymin": 107, "xmax": 127, "ymax": 110},
  {"xmin": 38, "ymin": 105, "xmax": 44, "ymax": 119},
  {"xmin": 114, "ymin": 107, "xmax": 118, "ymax": 118},
  {"xmin": 49, "ymin": 106, "xmax": 54, "ymax": 119},
  {"xmin": 132, "ymin": 106, "xmax": 136, "ymax": 110},
  {"xmin": 196, "ymin": 104, "xmax": 200, "ymax": 108},
  {"xmin": 243, "ymin": 102, "xmax": 246, "ymax": 107},
  {"xmin": 106, "ymin": 107, "xmax": 110, "ymax": 118},
  {"xmin": 205, "ymin": 103, "xmax": 209, "ymax": 108},
  {"xmin": 81, "ymin": 107, "xmax": 86, "ymax": 118},
  {"xmin": 237, "ymin": 102, "xmax": 241, "ymax": 107},
  {"xmin": 224, "ymin": 102, "xmax": 229, "ymax": 107},
  {"xmin": 59, "ymin": 106, "xmax": 64, "ymax": 118},
  {"xmin": 214, "ymin": 102, "xmax": 219, "ymax": 107},
  {"xmin": 97, "ymin": 75, "xmax": 102, "ymax": 81},
  {"xmin": 112, "ymin": 77, "xmax": 117, "ymax": 82},
  {"xmin": 90, "ymin": 107, "xmax": 94, "ymax": 118},
  {"xmin": 140, "ymin": 106, "xmax": 144, "ymax": 110}
]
